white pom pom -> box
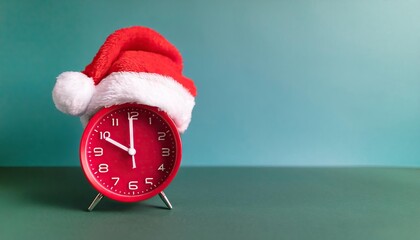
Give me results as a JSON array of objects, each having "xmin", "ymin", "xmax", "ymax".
[{"xmin": 52, "ymin": 72, "xmax": 95, "ymax": 116}]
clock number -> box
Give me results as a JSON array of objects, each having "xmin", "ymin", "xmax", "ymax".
[
  {"xmin": 149, "ymin": 117, "xmax": 152, "ymax": 125},
  {"xmin": 145, "ymin": 178, "xmax": 153, "ymax": 185},
  {"xmin": 128, "ymin": 181, "xmax": 138, "ymax": 190},
  {"xmin": 94, "ymin": 147, "xmax": 103, "ymax": 156},
  {"xmin": 98, "ymin": 163, "xmax": 108, "ymax": 173},
  {"xmin": 158, "ymin": 132, "xmax": 166, "ymax": 141},
  {"xmin": 112, "ymin": 118, "xmax": 119, "ymax": 126},
  {"xmin": 128, "ymin": 112, "xmax": 139, "ymax": 120},
  {"xmin": 162, "ymin": 148, "xmax": 170, "ymax": 156},
  {"xmin": 99, "ymin": 131, "xmax": 110, "ymax": 139},
  {"xmin": 158, "ymin": 164, "xmax": 165, "ymax": 171},
  {"xmin": 111, "ymin": 177, "xmax": 120, "ymax": 186}
]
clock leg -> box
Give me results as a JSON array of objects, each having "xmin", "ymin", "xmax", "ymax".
[
  {"xmin": 87, "ymin": 193, "xmax": 104, "ymax": 211},
  {"xmin": 158, "ymin": 191, "xmax": 173, "ymax": 210}
]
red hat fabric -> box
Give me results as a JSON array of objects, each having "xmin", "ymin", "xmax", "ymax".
[{"xmin": 52, "ymin": 26, "xmax": 196, "ymax": 132}]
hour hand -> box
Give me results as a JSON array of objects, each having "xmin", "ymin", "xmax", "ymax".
[{"xmin": 104, "ymin": 137, "xmax": 129, "ymax": 152}]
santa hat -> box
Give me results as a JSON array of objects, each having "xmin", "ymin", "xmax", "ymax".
[{"xmin": 52, "ymin": 26, "xmax": 196, "ymax": 133}]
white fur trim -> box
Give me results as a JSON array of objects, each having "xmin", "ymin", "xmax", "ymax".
[
  {"xmin": 82, "ymin": 72, "xmax": 195, "ymax": 133},
  {"xmin": 52, "ymin": 72, "xmax": 95, "ymax": 116}
]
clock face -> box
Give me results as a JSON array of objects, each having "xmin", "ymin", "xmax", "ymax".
[{"xmin": 80, "ymin": 104, "xmax": 182, "ymax": 202}]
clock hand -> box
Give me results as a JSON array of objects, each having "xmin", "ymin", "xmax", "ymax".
[
  {"xmin": 129, "ymin": 117, "xmax": 135, "ymax": 150},
  {"xmin": 105, "ymin": 136, "xmax": 136, "ymax": 168},
  {"xmin": 128, "ymin": 117, "xmax": 137, "ymax": 169},
  {"xmin": 131, "ymin": 155, "xmax": 136, "ymax": 169},
  {"xmin": 104, "ymin": 137, "xmax": 129, "ymax": 152}
]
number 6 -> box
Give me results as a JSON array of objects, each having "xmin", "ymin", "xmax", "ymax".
[{"xmin": 128, "ymin": 181, "xmax": 138, "ymax": 190}]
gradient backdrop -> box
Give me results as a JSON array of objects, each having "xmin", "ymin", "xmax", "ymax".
[{"xmin": 1, "ymin": 0, "xmax": 420, "ymax": 166}]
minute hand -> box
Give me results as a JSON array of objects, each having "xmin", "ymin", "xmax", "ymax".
[
  {"xmin": 128, "ymin": 117, "xmax": 137, "ymax": 169},
  {"xmin": 104, "ymin": 137, "xmax": 129, "ymax": 152},
  {"xmin": 129, "ymin": 117, "xmax": 135, "ymax": 150}
]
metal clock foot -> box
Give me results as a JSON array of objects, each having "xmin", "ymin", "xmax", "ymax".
[
  {"xmin": 87, "ymin": 193, "xmax": 104, "ymax": 211},
  {"xmin": 159, "ymin": 191, "xmax": 173, "ymax": 210}
]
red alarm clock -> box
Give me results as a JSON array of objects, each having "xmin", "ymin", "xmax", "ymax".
[
  {"xmin": 80, "ymin": 103, "xmax": 182, "ymax": 211},
  {"xmin": 52, "ymin": 26, "xmax": 197, "ymax": 211}
]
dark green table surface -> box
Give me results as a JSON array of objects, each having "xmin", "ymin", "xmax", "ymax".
[{"xmin": 1, "ymin": 167, "xmax": 420, "ymax": 240}]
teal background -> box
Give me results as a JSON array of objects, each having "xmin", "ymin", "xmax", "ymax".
[{"xmin": 1, "ymin": 0, "xmax": 420, "ymax": 166}]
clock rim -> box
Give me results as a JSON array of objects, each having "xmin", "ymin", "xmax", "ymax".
[{"xmin": 79, "ymin": 103, "xmax": 182, "ymax": 203}]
